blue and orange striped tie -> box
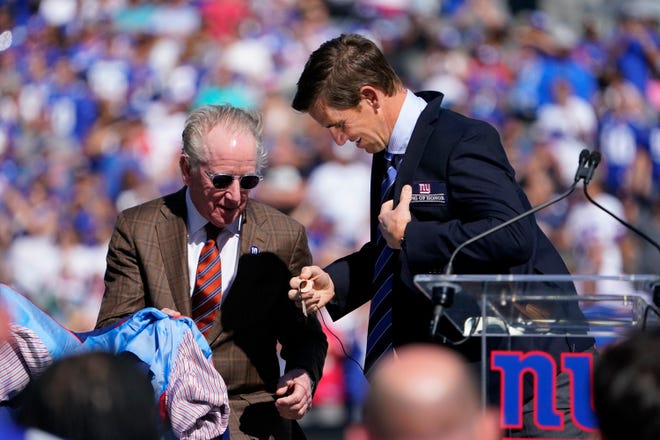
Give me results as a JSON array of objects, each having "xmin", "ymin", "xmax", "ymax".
[
  {"xmin": 192, "ymin": 223, "xmax": 222, "ymax": 336},
  {"xmin": 365, "ymin": 152, "xmax": 400, "ymax": 375}
]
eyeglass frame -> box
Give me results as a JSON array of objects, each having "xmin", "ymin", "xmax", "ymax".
[{"xmin": 204, "ymin": 170, "xmax": 263, "ymax": 190}]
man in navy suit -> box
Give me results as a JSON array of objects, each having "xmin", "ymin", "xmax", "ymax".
[{"xmin": 289, "ymin": 33, "xmax": 595, "ymax": 438}]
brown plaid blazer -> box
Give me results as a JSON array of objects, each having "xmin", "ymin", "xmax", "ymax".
[{"xmin": 96, "ymin": 187, "xmax": 327, "ymax": 439}]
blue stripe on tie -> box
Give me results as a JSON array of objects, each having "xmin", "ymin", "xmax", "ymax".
[
  {"xmin": 197, "ymin": 268, "xmax": 222, "ymax": 292},
  {"xmin": 370, "ymin": 275, "xmax": 392, "ymax": 311},
  {"xmin": 198, "ymin": 248, "xmax": 216, "ymax": 264},
  {"xmin": 373, "ymin": 236, "xmax": 390, "ymax": 265},
  {"xmin": 198, "ymin": 254, "xmax": 219, "ymax": 273},
  {"xmin": 373, "ymin": 246, "xmax": 392, "ymax": 280},
  {"xmin": 367, "ymin": 308, "xmax": 392, "ymax": 341},
  {"xmin": 365, "ymin": 342, "xmax": 393, "ymax": 376},
  {"xmin": 197, "ymin": 321, "xmax": 213, "ymax": 334},
  {"xmin": 194, "ymin": 306, "xmax": 219, "ymax": 323},
  {"xmin": 192, "ymin": 288, "xmax": 221, "ymax": 311},
  {"xmin": 380, "ymin": 168, "xmax": 397, "ymax": 201},
  {"xmin": 366, "ymin": 308, "xmax": 392, "ymax": 348}
]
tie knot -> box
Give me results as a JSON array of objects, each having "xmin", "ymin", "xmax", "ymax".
[
  {"xmin": 205, "ymin": 223, "xmax": 221, "ymax": 239},
  {"xmin": 384, "ymin": 152, "xmax": 402, "ymax": 168}
]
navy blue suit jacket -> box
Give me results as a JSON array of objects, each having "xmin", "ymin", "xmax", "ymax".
[{"xmin": 325, "ymin": 92, "xmax": 593, "ymax": 375}]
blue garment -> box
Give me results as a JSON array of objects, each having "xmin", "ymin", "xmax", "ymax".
[
  {"xmin": 615, "ymin": 30, "xmax": 660, "ymax": 94},
  {"xmin": 0, "ymin": 284, "xmax": 230, "ymax": 439},
  {"xmin": 537, "ymin": 56, "xmax": 597, "ymax": 107}
]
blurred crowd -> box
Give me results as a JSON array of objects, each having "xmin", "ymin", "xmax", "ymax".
[{"xmin": 0, "ymin": 0, "xmax": 659, "ymax": 431}]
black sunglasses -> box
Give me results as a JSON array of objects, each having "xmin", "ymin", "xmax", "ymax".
[{"xmin": 204, "ymin": 171, "xmax": 262, "ymax": 190}]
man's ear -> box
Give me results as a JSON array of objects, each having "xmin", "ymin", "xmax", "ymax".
[{"xmin": 360, "ymin": 86, "xmax": 380, "ymax": 110}]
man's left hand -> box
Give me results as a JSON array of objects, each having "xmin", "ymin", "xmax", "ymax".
[
  {"xmin": 379, "ymin": 184, "xmax": 412, "ymax": 249},
  {"xmin": 274, "ymin": 368, "xmax": 313, "ymax": 420}
]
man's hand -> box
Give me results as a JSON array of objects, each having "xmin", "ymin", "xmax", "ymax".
[
  {"xmin": 288, "ymin": 266, "xmax": 335, "ymax": 314},
  {"xmin": 274, "ymin": 369, "xmax": 313, "ymax": 419},
  {"xmin": 160, "ymin": 308, "xmax": 182, "ymax": 318},
  {"xmin": 378, "ymin": 184, "xmax": 412, "ymax": 249}
]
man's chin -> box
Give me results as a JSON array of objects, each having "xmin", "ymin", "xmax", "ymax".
[
  {"xmin": 216, "ymin": 208, "xmax": 242, "ymax": 226},
  {"xmin": 363, "ymin": 145, "xmax": 384, "ymax": 154}
]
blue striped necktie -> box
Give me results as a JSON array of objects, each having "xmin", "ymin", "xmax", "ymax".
[{"xmin": 365, "ymin": 151, "xmax": 400, "ymax": 375}]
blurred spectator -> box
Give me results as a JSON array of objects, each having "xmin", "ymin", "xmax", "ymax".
[
  {"xmin": 592, "ymin": 327, "xmax": 660, "ymax": 440},
  {"xmin": 292, "ymin": 141, "xmax": 371, "ymax": 263},
  {"xmin": 17, "ymin": 351, "xmax": 161, "ymax": 440},
  {"xmin": 596, "ymin": 73, "xmax": 654, "ymax": 196},
  {"xmin": 609, "ymin": 5, "xmax": 660, "ymax": 97},
  {"xmin": 536, "ymin": 77, "xmax": 597, "ymax": 145},
  {"xmin": 344, "ymin": 343, "xmax": 501, "ymax": 440},
  {"xmin": 519, "ymin": 153, "xmax": 567, "ymax": 244}
]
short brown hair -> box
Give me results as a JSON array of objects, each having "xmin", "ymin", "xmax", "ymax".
[{"xmin": 292, "ymin": 33, "xmax": 403, "ymax": 112}]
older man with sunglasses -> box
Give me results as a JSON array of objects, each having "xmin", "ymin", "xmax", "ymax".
[{"xmin": 96, "ymin": 104, "xmax": 327, "ymax": 439}]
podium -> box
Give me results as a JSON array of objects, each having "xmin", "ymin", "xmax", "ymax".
[{"xmin": 413, "ymin": 273, "xmax": 660, "ymax": 436}]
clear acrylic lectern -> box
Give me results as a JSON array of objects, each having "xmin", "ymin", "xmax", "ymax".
[{"xmin": 413, "ymin": 273, "xmax": 660, "ymax": 435}]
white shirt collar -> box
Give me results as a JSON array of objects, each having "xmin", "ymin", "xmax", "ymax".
[{"xmin": 388, "ymin": 89, "xmax": 427, "ymax": 155}]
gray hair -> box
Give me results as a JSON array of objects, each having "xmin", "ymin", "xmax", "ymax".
[{"xmin": 182, "ymin": 104, "xmax": 268, "ymax": 174}]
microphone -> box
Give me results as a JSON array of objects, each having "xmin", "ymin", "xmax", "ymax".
[
  {"xmin": 574, "ymin": 148, "xmax": 593, "ymax": 184},
  {"xmin": 429, "ymin": 149, "xmax": 592, "ymax": 338},
  {"xmin": 581, "ymin": 150, "xmax": 660, "ymax": 277},
  {"xmin": 584, "ymin": 151, "xmax": 600, "ymax": 185}
]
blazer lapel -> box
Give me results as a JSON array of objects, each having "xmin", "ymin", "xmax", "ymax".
[
  {"xmin": 393, "ymin": 92, "xmax": 445, "ymax": 204},
  {"xmin": 158, "ymin": 188, "xmax": 192, "ymax": 317},
  {"xmin": 370, "ymin": 152, "xmax": 389, "ymax": 240},
  {"xmin": 238, "ymin": 201, "xmax": 269, "ymax": 255}
]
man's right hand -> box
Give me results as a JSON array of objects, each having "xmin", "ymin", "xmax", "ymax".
[
  {"xmin": 288, "ymin": 266, "xmax": 335, "ymax": 314},
  {"xmin": 160, "ymin": 308, "xmax": 182, "ymax": 318}
]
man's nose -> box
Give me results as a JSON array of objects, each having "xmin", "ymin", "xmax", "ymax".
[
  {"xmin": 223, "ymin": 178, "xmax": 242, "ymax": 201},
  {"xmin": 329, "ymin": 127, "xmax": 348, "ymax": 146}
]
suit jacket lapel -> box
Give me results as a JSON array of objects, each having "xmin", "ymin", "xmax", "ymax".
[
  {"xmin": 370, "ymin": 152, "xmax": 388, "ymax": 241},
  {"xmin": 158, "ymin": 188, "xmax": 192, "ymax": 317},
  {"xmin": 239, "ymin": 201, "xmax": 269, "ymax": 256},
  {"xmin": 393, "ymin": 92, "xmax": 445, "ymax": 204}
]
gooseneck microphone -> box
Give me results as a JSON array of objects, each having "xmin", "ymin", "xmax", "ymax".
[
  {"xmin": 584, "ymin": 150, "xmax": 600, "ymax": 185},
  {"xmin": 582, "ymin": 151, "xmax": 660, "ymax": 255},
  {"xmin": 429, "ymin": 149, "xmax": 592, "ymax": 338}
]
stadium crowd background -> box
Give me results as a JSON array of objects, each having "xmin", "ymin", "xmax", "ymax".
[{"xmin": 0, "ymin": 0, "xmax": 659, "ymax": 433}]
